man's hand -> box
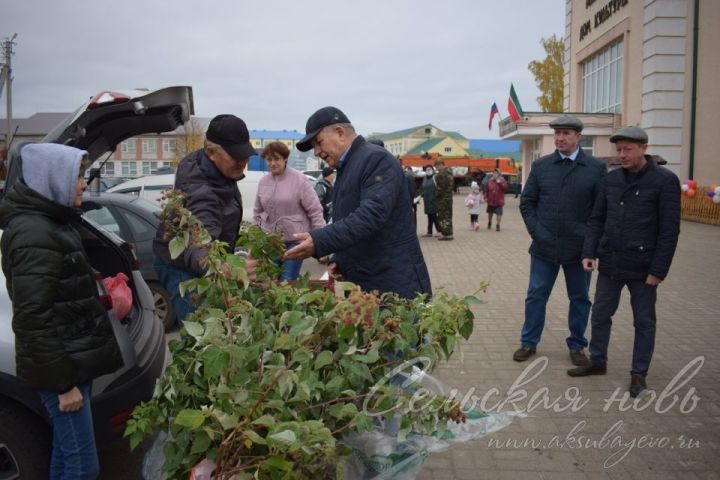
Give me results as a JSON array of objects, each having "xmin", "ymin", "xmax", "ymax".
[
  {"xmin": 327, "ymin": 262, "xmax": 343, "ymax": 281},
  {"xmin": 645, "ymin": 274, "xmax": 661, "ymax": 286},
  {"xmin": 283, "ymin": 233, "xmax": 315, "ymax": 260},
  {"xmin": 245, "ymin": 256, "xmax": 258, "ymax": 283},
  {"xmin": 582, "ymin": 257, "xmax": 597, "ymax": 272},
  {"xmin": 58, "ymin": 386, "xmax": 83, "ymax": 413}
]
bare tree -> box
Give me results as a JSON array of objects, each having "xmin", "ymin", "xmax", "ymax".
[{"xmin": 171, "ymin": 117, "xmax": 205, "ymax": 166}]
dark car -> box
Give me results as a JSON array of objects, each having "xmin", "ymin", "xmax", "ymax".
[
  {"xmin": 0, "ymin": 86, "xmax": 193, "ymax": 479},
  {"xmin": 81, "ymin": 192, "xmax": 175, "ymax": 330}
]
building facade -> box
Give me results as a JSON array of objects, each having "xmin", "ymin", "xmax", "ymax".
[{"xmin": 563, "ymin": 0, "xmax": 718, "ymax": 182}]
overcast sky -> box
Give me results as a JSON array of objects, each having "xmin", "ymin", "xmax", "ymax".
[{"xmin": 2, "ymin": 0, "xmax": 564, "ymax": 139}]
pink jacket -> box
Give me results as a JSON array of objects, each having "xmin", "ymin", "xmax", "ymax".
[{"xmin": 253, "ymin": 167, "xmax": 326, "ymax": 241}]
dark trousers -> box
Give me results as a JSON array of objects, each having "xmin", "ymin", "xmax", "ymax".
[
  {"xmin": 426, "ymin": 213, "xmax": 441, "ymax": 234},
  {"xmin": 589, "ymin": 273, "xmax": 657, "ymax": 376}
]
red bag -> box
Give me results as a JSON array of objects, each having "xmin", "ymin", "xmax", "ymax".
[{"xmin": 102, "ymin": 273, "xmax": 132, "ymax": 320}]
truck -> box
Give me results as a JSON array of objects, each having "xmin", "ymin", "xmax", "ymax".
[{"xmin": 401, "ymin": 153, "xmax": 520, "ymax": 193}]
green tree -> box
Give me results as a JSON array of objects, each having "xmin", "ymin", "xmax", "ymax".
[{"xmin": 528, "ymin": 35, "xmax": 565, "ymax": 112}]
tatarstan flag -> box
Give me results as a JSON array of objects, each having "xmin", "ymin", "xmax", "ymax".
[{"xmin": 507, "ymin": 83, "xmax": 524, "ymax": 122}]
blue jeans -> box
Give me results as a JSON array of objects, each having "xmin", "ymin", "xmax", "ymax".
[
  {"xmin": 589, "ymin": 273, "xmax": 657, "ymax": 376},
  {"xmin": 277, "ymin": 241, "xmax": 303, "ymax": 282},
  {"xmin": 153, "ymin": 257, "xmax": 197, "ymax": 326},
  {"xmin": 521, "ymin": 255, "xmax": 591, "ymax": 350},
  {"xmin": 38, "ymin": 383, "xmax": 99, "ymax": 480}
]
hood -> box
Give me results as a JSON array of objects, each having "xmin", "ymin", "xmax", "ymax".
[{"xmin": 21, "ymin": 143, "xmax": 87, "ymax": 207}]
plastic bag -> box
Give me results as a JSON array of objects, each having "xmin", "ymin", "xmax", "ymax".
[
  {"xmin": 340, "ymin": 369, "xmax": 522, "ymax": 479},
  {"xmin": 142, "ymin": 432, "xmax": 167, "ymax": 480},
  {"xmin": 103, "ymin": 272, "xmax": 132, "ymax": 320}
]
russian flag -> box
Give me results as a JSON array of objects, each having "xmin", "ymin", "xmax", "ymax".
[{"xmin": 488, "ymin": 102, "xmax": 500, "ymax": 130}]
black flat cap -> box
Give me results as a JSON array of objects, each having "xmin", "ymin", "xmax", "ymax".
[
  {"xmin": 296, "ymin": 106, "xmax": 351, "ymax": 152},
  {"xmin": 205, "ymin": 114, "xmax": 256, "ymax": 160},
  {"xmin": 609, "ymin": 126, "xmax": 648, "ymax": 144},
  {"xmin": 549, "ymin": 115, "xmax": 584, "ymax": 132}
]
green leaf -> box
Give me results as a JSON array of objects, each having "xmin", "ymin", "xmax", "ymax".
[
  {"xmin": 355, "ymin": 412, "xmax": 374, "ymax": 432},
  {"xmin": 251, "ymin": 414, "xmax": 276, "ymax": 427},
  {"xmin": 190, "ymin": 430, "xmax": 212, "ymax": 454},
  {"xmin": 201, "ymin": 346, "xmax": 229, "ymax": 380},
  {"xmin": 183, "ymin": 321, "xmax": 204, "ymax": 339},
  {"xmin": 263, "ymin": 455, "xmax": 292, "ymax": 471},
  {"xmin": 168, "ymin": 235, "xmax": 187, "ymax": 259},
  {"xmin": 268, "ymin": 429, "xmax": 296, "ymax": 444},
  {"xmin": 296, "ymin": 290, "xmax": 326, "ymax": 304},
  {"xmin": 314, "ymin": 351, "xmax": 333, "ymax": 370},
  {"xmin": 459, "ymin": 316, "xmax": 474, "ymax": 340},
  {"xmin": 243, "ymin": 429, "xmax": 267, "ymax": 445},
  {"xmin": 354, "ymin": 348, "xmax": 380, "ymax": 364},
  {"xmin": 463, "ymin": 295, "xmax": 484, "ymax": 306},
  {"xmin": 212, "ymin": 409, "xmax": 238, "ymax": 430},
  {"xmin": 174, "ymin": 409, "xmax": 205, "ymax": 429}
]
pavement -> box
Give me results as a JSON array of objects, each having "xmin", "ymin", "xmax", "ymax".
[
  {"xmin": 102, "ymin": 191, "xmax": 720, "ymax": 479},
  {"xmin": 399, "ymin": 192, "xmax": 719, "ymax": 480}
]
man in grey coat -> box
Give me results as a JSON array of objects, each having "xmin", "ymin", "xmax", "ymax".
[{"xmin": 515, "ymin": 115, "xmax": 606, "ymax": 366}]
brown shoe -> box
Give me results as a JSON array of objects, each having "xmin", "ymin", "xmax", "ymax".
[
  {"xmin": 630, "ymin": 374, "xmax": 647, "ymax": 398},
  {"xmin": 569, "ymin": 349, "xmax": 589, "ymax": 366},
  {"xmin": 513, "ymin": 346, "xmax": 536, "ymax": 362},
  {"xmin": 567, "ymin": 363, "xmax": 607, "ymax": 377}
]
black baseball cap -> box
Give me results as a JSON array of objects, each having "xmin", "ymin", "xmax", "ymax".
[
  {"xmin": 296, "ymin": 106, "xmax": 351, "ymax": 152},
  {"xmin": 205, "ymin": 114, "xmax": 256, "ymax": 161}
]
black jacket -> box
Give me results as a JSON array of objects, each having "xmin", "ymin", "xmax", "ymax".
[
  {"xmin": 520, "ymin": 148, "xmax": 606, "ymax": 265},
  {"xmin": 0, "ymin": 182, "xmax": 123, "ymax": 392},
  {"xmin": 310, "ymin": 136, "xmax": 431, "ymax": 299},
  {"xmin": 153, "ymin": 149, "xmax": 243, "ymax": 275},
  {"xmin": 582, "ymin": 157, "xmax": 681, "ymax": 280}
]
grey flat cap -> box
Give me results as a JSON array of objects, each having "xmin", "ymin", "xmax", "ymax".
[
  {"xmin": 549, "ymin": 115, "xmax": 583, "ymax": 132},
  {"xmin": 609, "ymin": 126, "xmax": 648, "ymax": 144}
]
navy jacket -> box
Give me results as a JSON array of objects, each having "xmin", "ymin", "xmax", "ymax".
[
  {"xmin": 582, "ymin": 157, "xmax": 681, "ymax": 280},
  {"xmin": 520, "ymin": 148, "xmax": 606, "ymax": 265},
  {"xmin": 153, "ymin": 149, "xmax": 243, "ymax": 275},
  {"xmin": 310, "ymin": 136, "xmax": 431, "ymax": 299}
]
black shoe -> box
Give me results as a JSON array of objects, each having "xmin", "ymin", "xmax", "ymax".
[
  {"xmin": 496, "ymin": 224, "xmax": 501, "ymax": 232},
  {"xmin": 567, "ymin": 363, "xmax": 607, "ymax": 377},
  {"xmin": 513, "ymin": 346, "xmax": 536, "ymax": 362},
  {"xmin": 630, "ymin": 374, "xmax": 647, "ymax": 398},
  {"xmin": 569, "ymin": 349, "xmax": 589, "ymax": 366},
  {"xmin": 487, "ymin": 223, "xmax": 492, "ymax": 230},
  {"xmin": 437, "ymin": 235, "xmax": 454, "ymax": 241}
]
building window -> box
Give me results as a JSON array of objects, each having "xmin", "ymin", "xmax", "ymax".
[
  {"xmin": 142, "ymin": 138, "xmax": 157, "ymax": 154},
  {"xmin": 101, "ymin": 162, "xmax": 115, "ymax": 176},
  {"xmin": 579, "ymin": 136, "xmax": 594, "ymax": 157},
  {"xmin": 143, "ymin": 161, "xmax": 158, "ymax": 175},
  {"xmin": 162, "ymin": 139, "xmax": 176, "ymax": 153},
  {"xmin": 582, "ymin": 39, "xmax": 623, "ymax": 113},
  {"xmin": 444, "ymin": 147, "xmax": 452, "ymax": 153},
  {"xmin": 121, "ymin": 161, "xmax": 138, "ymax": 176},
  {"xmin": 121, "ymin": 139, "xmax": 136, "ymax": 153}
]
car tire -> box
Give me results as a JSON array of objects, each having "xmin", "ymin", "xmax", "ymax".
[
  {"xmin": 148, "ymin": 282, "xmax": 176, "ymax": 331},
  {"xmin": 0, "ymin": 399, "xmax": 51, "ymax": 479}
]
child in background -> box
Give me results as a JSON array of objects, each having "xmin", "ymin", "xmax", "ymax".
[{"xmin": 464, "ymin": 181, "xmax": 484, "ymax": 231}]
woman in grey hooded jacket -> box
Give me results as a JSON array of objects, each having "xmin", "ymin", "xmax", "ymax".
[{"xmin": 0, "ymin": 143, "xmax": 123, "ymax": 479}]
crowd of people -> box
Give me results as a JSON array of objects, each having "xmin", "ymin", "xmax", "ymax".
[{"xmin": 0, "ymin": 107, "xmax": 681, "ymax": 477}]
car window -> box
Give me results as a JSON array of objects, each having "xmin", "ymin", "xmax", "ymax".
[
  {"xmin": 83, "ymin": 206, "xmax": 122, "ymax": 236},
  {"xmin": 114, "ymin": 187, "xmax": 141, "ymax": 197},
  {"xmin": 117, "ymin": 208, "xmax": 156, "ymax": 242},
  {"xmin": 144, "ymin": 184, "xmax": 173, "ymax": 191}
]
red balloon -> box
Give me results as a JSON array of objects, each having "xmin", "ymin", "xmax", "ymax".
[{"xmin": 686, "ymin": 188, "xmax": 696, "ymax": 198}]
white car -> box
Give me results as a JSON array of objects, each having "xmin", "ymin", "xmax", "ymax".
[{"xmin": 107, "ymin": 170, "xmax": 267, "ymax": 214}]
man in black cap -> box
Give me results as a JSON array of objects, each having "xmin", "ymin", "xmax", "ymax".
[
  {"xmin": 567, "ymin": 126, "xmax": 680, "ymax": 398},
  {"xmin": 314, "ymin": 166, "xmax": 336, "ymax": 223},
  {"xmin": 284, "ymin": 106, "xmax": 431, "ymax": 299},
  {"xmin": 516, "ymin": 115, "xmax": 606, "ymax": 365},
  {"xmin": 153, "ymin": 114, "xmax": 256, "ymax": 326}
]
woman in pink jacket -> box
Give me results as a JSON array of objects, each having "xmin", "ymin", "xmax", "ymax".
[{"xmin": 254, "ymin": 141, "xmax": 325, "ymax": 280}]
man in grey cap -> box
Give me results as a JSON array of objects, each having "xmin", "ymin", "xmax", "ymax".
[
  {"xmin": 516, "ymin": 115, "xmax": 606, "ymax": 365},
  {"xmin": 567, "ymin": 126, "xmax": 680, "ymax": 398},
  {"xmin": 284, "ymin": 106, "xmax": 431, "ymax": 299}
]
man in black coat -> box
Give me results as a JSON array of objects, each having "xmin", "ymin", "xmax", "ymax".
[
  {"xmin": 567, "ymin": 126, "xmax": 681, "ymax": 398},
  {"xmin": 516, "ymin": 115, "xmax": 607, "ymax": 365},
  {"xmin": 153, "ymin": 114, "xmax": 256, "ymax": 326},
  {"xmin": 284, "ymin": 106, "xmax": 431, "ymax": 299}
]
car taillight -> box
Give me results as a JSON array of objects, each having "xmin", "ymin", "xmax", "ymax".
[
  {"xmin": 122, "ymin": 242, "xmax": 141, "ymax": 270},
  {"xmin": 94, "ymin": 272, "xmax": 113, "ymax": 311},
  {"xmin": 87, "ymin": 91, "xmax": 131, "ymax": 109},
  {"xmin": 109, "ymin": 403, "xmax": 138, "ymax": 427}
]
